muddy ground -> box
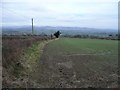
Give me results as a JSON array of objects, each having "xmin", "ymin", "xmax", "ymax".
[{"xmin": 34, "ymin": 48, "xmax": 118, "ymax": 88}]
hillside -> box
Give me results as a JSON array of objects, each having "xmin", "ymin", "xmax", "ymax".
[{"xmin": 2, "ymin": 26, "xmax": 118, "ymax": 36}]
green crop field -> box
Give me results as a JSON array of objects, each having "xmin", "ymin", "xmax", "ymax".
[
  {"xmin": 45, "ymin": 38, "xmax": 118, "ymax": 56},
  {"xmin": 39, "ymin": 38, "xmax": 118, "ymax": 88}
]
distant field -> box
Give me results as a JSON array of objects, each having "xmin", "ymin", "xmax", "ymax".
[
  {"xmin": 45, "ymin": 38, "xmax": 118, "ymax": 56},
  {"xmin": 39, "ymin": 38, "xmax": 118, "ymax": 88}
]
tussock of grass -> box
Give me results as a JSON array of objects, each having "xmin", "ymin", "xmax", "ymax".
[{"xmin": 23, "ymin": 41, "xmax": 49, "ymax": 65}]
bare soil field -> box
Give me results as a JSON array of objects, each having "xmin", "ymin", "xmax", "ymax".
[{"xmin": 35, "ymin": 38, "xmax": 118, "ymax": 88}]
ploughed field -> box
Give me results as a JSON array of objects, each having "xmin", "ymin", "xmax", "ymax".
[{"xmin": 38, "ymin": 38, "xmax": 118, "ymax": 88}]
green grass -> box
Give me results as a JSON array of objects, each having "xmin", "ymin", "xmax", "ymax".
[
  {"xmin": 22, "ymin": 40, "xmax": 52, "ymax": 68},
  {"xmin": 45, "ymin": 38, "xmax": 118, "ymax": 56},
  {"xmin": 12, "ymin": 41, "xmax": 46, "ymax": 78},
  {"xmin": 44, "ymin": 38, "xmax": 118, "ymax": 71}
]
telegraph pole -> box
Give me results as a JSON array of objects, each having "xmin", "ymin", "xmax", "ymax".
[{"xmin": 32, "ymin": 18, "xmax": 34, "ymax": 35}]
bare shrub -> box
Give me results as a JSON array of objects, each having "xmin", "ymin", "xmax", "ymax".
[{"xmin": 2, "ymin": 35, "xmax": 51, "ymax": 69}]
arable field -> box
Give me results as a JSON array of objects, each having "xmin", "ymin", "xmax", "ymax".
[{"xmin": 38, "ymin": 38, "xmax": 118, "ymax": 88}]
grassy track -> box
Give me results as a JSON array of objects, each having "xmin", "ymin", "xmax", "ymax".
[
  {"xmin": 39, "ymin": 38, "xmax": 118, "ymax": 88},
  {"xmin": 7, "ymin": 40, "xmax": 53, "ymax": 88}
]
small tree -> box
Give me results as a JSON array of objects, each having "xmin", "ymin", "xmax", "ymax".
[
  {"xmin": 109, "ymin": 34, "xmax": 112, "ymax": 37},
  {"xmin": 54, "ymin": 31, "xmax": 61, "ymax": 38}
]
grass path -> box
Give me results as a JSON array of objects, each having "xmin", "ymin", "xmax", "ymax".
[{"xmin": 10, "ymin": 39, "xmax": 54, "ymax": 88}]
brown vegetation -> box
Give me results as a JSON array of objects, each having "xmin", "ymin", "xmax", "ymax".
[
  {"xmin": 63, "ymin": 34, "xmax": 119, "ymax": 40},
  {"xmin": 2, "ymin": 35, "xmax": 53, "ymax": 88},
  {"xmin": 2, "ymin": 35, "xmax": 51, "ymax": 68}
]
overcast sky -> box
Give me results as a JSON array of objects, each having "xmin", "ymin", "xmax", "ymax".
[{"xmin": 1, "ymin": 0, "xmax": 119, "ymax": 29}]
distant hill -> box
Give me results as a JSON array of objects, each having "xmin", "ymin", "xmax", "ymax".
[{"xmin": 2, "ymin": 26, "xmax": 118, "ymax": 36}]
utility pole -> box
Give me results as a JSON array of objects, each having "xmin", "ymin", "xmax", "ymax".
[{"xmin": 32, "ymin": 18, "xmax": 34, "ymax": 35}]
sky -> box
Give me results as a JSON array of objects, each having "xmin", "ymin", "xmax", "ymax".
[{"xmin": 1, "ymin": 0, "xmax": 119, "ymax": 29}]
